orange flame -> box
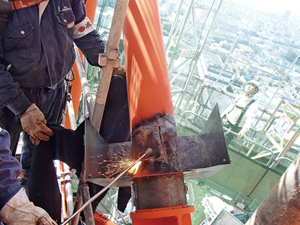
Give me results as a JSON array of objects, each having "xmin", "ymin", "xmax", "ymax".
[{"xmin": 128, "ymin": 161, "xmax": 142, "ymax": 175}]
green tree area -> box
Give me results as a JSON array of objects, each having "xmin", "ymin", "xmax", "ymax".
[{"xmin": 186, "ymin": 180, "xmax": 209, "ymax": 224}]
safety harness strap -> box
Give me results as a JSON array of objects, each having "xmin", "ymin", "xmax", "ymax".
[
  {"xmin": 10, "ymin": 0, "xmax": 45, "ymax": 10},
  {"xmin": 224, "ymin": 97, "xmax": 255, "ymax": 129},
  {"xmin": 235, "ymin": 99, "xmax": 255, "ymax": 127}
]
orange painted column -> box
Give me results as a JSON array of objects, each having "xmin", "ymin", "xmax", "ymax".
[
  {"xmin": 85, "ymin": 0, "xmax": 98, "ymax": 24},
  {"xmin": 130, "ymin": 205, "xmax": 194, "ymax": 225},
  {"xmin": 65, "ymin": 0, "xmax": 98, "ymax": 128},
  {"xmin": 123, "ymin": 1, "xmax": 194, "ymax": 224},
  {"xmin": 123, "ymin": 0, "xmax": 174, "ymax": 129}
]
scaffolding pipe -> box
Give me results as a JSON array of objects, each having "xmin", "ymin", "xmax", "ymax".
[
  {"xmin": 246, "ymin": 99, "xmax": 284, "ymax": 156},
  {"xmin": 254, "ymin": 56, "xmax": 300, "ymax": 127},
  {"xmin": 91, "ymin": 0, "xmax": 129, "ymax": 131},
  {"xmin": 213, "ymin": 33, "xmax": 239, "ymax": 86},
  {"xmin": 174, "ymin": 0, "xmax": 223, "ymax": 115},
  {"xmin": 74, "ymin": 45, "xmax": 95, "ymax": 117},
  {"xmin": 167, "ymin": 0, "xmax": 195, "ymax": 71},
  {"xmin": 164, "ymin": 0, "xmax": 185, "ymax": 56}
]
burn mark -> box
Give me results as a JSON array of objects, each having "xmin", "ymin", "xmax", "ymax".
[{"xmin": 132, "ymin": 114, "xmax": 182, "ymax": 176}]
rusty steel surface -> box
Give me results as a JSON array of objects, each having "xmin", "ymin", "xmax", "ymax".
[
  {"xmin": 179, "ymin": 104, "xmax": 230, "ymax": 178},
  {"xmin": 133, "ymin": 174, "xmax": 187, "ymax": 210},
  {"xmin": 132, "ymin": 114, "xmax": 182, "ymax": 177},
  {"xmin": 131, "ymin": 104, "xmax": 229, "ymax": 177},
  {"xmin": 245, "ymin": 153, "xmax": 300, "ymax": 225},
  {"xmin": 84, "ymin": 105, "xmax": 230, "ymax": 186},
  {"xmin": 84, "ymin": 105, "xmax": 229, "ymax": 185}
]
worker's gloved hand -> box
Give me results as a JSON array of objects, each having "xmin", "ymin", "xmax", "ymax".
[
  {"xmin": 112, "ymin": 65, "xmax": 126, "ymax": 76},
  {"xmin": 20, "ymin": 103, "xmax": 54, "ymax": 146},
  {"xmin": 0, "ymin": 187, "xmax": 57, "ymax": 225}
]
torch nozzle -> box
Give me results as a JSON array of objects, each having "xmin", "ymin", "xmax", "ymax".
[{"xmin": 144, "ymin": 148, "xmax": 152, "ymax": 158}]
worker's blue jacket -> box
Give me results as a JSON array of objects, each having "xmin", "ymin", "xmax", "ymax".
[
  {"xmin": 0, "ymin": 128, "xmax": 21, "ymax": 210},
  {"xmin": 0, "ymin": 0, "xmax": 105, "ymax": 116}
]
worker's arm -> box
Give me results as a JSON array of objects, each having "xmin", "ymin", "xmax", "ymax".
[
  {"xmin": 0, "ymin": 43, "xmax": 31, "ymax": 117},
  {"xmin": 71, "ymin": 0, "xmax": 125, "ymax": 75},
  {"xmin": 0, "ymin": 128, "xmax": 57, "ymax": 224},
  {"xmin": 0, "ymin": 128, "xmax": 21, "ymax": 206},
  {"xmin": 0, "ymin": 61, "xmax": 53, "ymax": 145},
  {"xmin": 0, "ymin": 32, "xmax": 52, "ymax": 146},
  {"xmin": 71, "ymin": 0, "xmax": 105, "ymax": 66}
]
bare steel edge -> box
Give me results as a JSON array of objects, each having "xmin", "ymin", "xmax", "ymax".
[
  {"xmin": 85, "ymin": 105, "xmax": 230, "ymax": 186},
  {"xmin": 87, "ymin": 136, "xmax": 230, "ymax": 187},
  {"xmin": 87, "ymin": 164, "xmax": 230, "ymax": 188}
]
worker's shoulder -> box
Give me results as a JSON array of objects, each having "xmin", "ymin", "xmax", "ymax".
[{"xmin": 249, "ymin": 100, "xmax": 258, "ymax": 110}]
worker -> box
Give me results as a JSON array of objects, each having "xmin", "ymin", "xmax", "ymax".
[
  {"xmin": 221, "ymin": 80, "xmax": 259, "ymax": 145},
  {"xmin": 0, "ymin": 127, "xmax": 57, "ymax": 225},
  {"xmin": 0, "ymin": 0, "xmax": 124, "ymax": 180},
  {"xmin": 26, "ymin": 75, "xmax": 131, "ymax": 223}
]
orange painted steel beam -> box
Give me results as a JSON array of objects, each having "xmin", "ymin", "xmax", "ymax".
[
  {"xmin": 124, "ymin": 1, "xmax": 193, "ymax": 224},
  {"xmin": 130, "ymin": 205, "xmax": 195, "ymax": 225},
  {"xmin": 85, "ymin": 0, "xmax": 98, "ymax": 25},
  {"xmin": 65, "ymin": 0, "xmax": 98, "ymax": 129},
  {"xmin": 60, "ymin": 161, "xmax": 68, "ymax": 220},
  {"xmin": 123, "ymin": 0, "xmax": 174, "ymax": 128}
]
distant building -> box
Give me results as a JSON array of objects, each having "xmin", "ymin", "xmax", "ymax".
[
  {"xmin": 163, "ymin": 0, "xmax": 177, "ymax": 15},
  {"xmin": 202, "ymin": 51, "xmax": 224, "ymax": 67},
  {"xmin": 254, "ymin": 92, "xmax": 269, "ymax": 109},
  {"xmin": 202, "ymin": 195, "xmax": 237, "ymax": 223},
  {"xmin": 204, "ymin": 65, "xmax": 234, "ymax": 86}
]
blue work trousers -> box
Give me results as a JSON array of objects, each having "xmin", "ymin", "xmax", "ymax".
[{"xmin": 21, "ymin": 85, "xmax": 66, "ymax": 172}]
